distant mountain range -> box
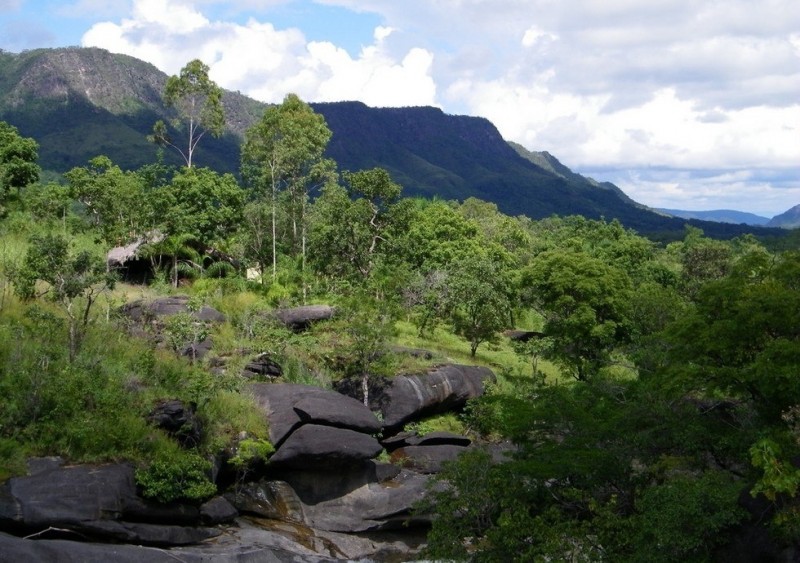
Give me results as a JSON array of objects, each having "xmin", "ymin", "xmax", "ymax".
[
  {"xmin": 656, "ymin": 208, "xmax": 771, "ymax": 226},
  {"xmin": 657, "ymin": 207, "xmax": 800, "ymax": 229},
  {"xmin": 0, "ymin": 47, "xmax": 793, "ymax": 239}
]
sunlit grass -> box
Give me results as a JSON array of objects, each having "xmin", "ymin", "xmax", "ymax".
[{"xmin": 392, "ymin": 319, "xmax": 566, "ymax": 386}]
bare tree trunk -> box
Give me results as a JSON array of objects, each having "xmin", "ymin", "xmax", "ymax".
[
  {"xmin": 361, "ymin": 373, "xmax": 369, "ymax": 407},
  {"xmin": 271, "ymin": 167, "xmax": 278, "ymax": 280},
  {"xmin": 301, "ymin": 195, "xmax": 307, "ymax": 304}
]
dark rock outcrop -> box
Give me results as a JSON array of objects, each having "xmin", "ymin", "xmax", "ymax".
[
  {"xmin": 269, "ymin": 425, "xmax": 382, "ymax": 469},
  {"xmin": 504, "ymin": 329, "xmax": 545, "ymax": 342},
  {"xmin": 242, "ymin": 352, "xmax": 283, "ymax": 379},
  {"xmin": 0, "ymin": 528, "xmax": 337, "ymax": 562},
  {"xmin": 0, "ymin": 463, "xmax": 220, "ymax": 546},
  {"xmin": 273, "ymin": 305, "xmax": 335, "ymax": 331},
  {"xmin": 382, "ymin": 431, "xmax": 472, "ymax": 451},
  {"xmin": 147, "ymin": 399, "xmax": 202, "ymax": 447},
  {"xmin": 249, "ymin": 383, "xmax": 381, "ymax": 448},
  {"xmin": 377, "ymin": 364, "xmax": 496, "ymax": 432},
  {"xmin": 200, "ymin": 496, "xmax": 239, "ymax": 525},
  {"xmin": 273, "ymin": 461, "xmax": 432, "ymax": 533},
  {"xmin": 0, "ymin": 463, "xmax": 139, "ymax": 530},
  {"xmin": 120, "ymin": 295, "xmax": 225, "ymax": 324},
  {"xmin": 229, "ymin": 480, "xmax": 306, "ymax": 523}
]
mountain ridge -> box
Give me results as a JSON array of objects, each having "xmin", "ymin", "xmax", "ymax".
[
  {"xmin": 0, "ymin": 46, "xmax": 789, "ymax": 239},
  {"xmin": 656, "ymin": 208, "xmax": 771, "ymax": 226}
]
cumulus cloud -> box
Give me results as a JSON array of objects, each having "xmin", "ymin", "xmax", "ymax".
[{"xmin": 81, "ymin": 0, "xmax": 436, "ymax": 106}]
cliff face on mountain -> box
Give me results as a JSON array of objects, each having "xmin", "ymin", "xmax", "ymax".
[{"xmin": 0, "ymin": 47, "xmax": 786, "ymax": 239}]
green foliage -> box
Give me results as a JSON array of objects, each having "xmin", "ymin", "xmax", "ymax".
[
  {"xmin": 404, "ymin": 413, "xmax": 466, "ymax": 437},
  {"xmin": 309, "ymin": 168, "xmax": 405, "ymax": 282},
  {"xmin": 629, "ymin": 472, "xmax": 747, "ymax": 562},
  {"xmin": 0, "ymin": 120, "xmax": 40, "ymax": 216},
  {"xmin": 0, "ymin": 437, "xmax": 27, "ymax": 482},
  {"xmin": 241, "ymin": 93, "xmax": 333, "ymax": 280},
  {"xmin": 448, "ymin": 253, "xmax": 514, "ymax": 357},
  {"xmin": 65, "ymin": 155, "xmax": 152, "ymax": 245},
  {"xmin": 160, "ymin": 166, "xmax": 245, "ymax": 246},
  {"xmin": 201, "ymin": 390, "xmax": 271, "ymax": 452},
  {"xmin": 662, "ymin": 250, "xmax": 800, "ymax": 420},
  {"xmin": 14, "ymin": 232, "xmax": 115, "ymax": 361},
  {"xmin": 522, "ymin": 249, "xmax": 632, "ymax": 380},
  {"xmin": 135, "ymin": 450, "xmax": 216, "ymax": 503},
  {"xmin": 20, "ymin": 182, "xmax": 72, "ymax": 227},
  {"xmin": 153, "ymin": 59, "xmax": 225, "ymax": 168},
  {"xmin": 162, "ymin": 311, "xmax": 210, "ymax": 360},
  {"xmin": 750, "ymin": 438, "xmax": 800, "ymax": 502},
  {"xmin": 418, "ymin": 448, "xmax": 507, "ymax": 561},
  {"xmin": 228, "ymin": 438, "xmax": 275, "ymax": 472},
  {"xmin": 324, "ymin": 292, "xmax": 398, "ymax": 404}
]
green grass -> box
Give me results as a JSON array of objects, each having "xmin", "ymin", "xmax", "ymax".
[{"xmin": 391, "ymin": 320, "xmax": 564, "ymax": 387}]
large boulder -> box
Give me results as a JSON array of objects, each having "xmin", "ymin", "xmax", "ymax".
[
  {"xmin": 120, "ymin": 295, "xmax": 226, "ymax": 324},
  {"xmin": 273, "ymin": 305, "xmax": 335, "ymax": 331},
  {"xmin": 228, "ymin": 480, "xmax": 305, "ymax": 523},
  {"xmin": 378, "ymin": 364, "xmax": 496, "ymax": 432},
  {"xmin": 0, "ymin": 463, "xmax": 139, "ymax": 531},
  {"xmin": 271, "ymin": 461, "xmax": 433, "ymax": 533},
  {"xmin": 75, "ymin": 520, "xmax": 220, "ymax": 546},
  {"xmin": 269, "ymin": 425, "xmax": 382, "ymax": 469},
  {"xmin": 248, "ymin": 383, "xmax": 381, "ymax": 447},
  {"xmin": 0, "ymin": 463, "xmax": 215, "ymax": 546},
  {"xmin": 147, "ymin": 399, "xmax": 202, "ymax": 448},
  {"xmin": 0, "ymin": 528, "xmax": 337, "ymax": 562}
]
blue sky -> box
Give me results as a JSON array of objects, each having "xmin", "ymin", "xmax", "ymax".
[{"xmin": 1, "ymin": 0, "xmax": 799, "ymax": 217}]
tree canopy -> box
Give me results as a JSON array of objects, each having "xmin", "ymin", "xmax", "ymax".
[{"xmin": 151, "ymin": 59, "xmax": 224, "ymax": 168}]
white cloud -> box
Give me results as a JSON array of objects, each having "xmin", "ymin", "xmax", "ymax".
[{"xmin": 82, "ymin": 0, "xmax": 436, "ymax": 107}]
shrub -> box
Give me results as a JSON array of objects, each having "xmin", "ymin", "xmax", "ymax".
[{"xmin": 135, "ymin": 450, "xmax": 216, "ymax": 503}]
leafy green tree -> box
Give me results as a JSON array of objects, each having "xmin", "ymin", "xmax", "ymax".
[
  {"xmin": 142, "ymin": 233, "xmax": 201, "ymax": 289},
  {"xmin": 329, "ymin": 293, "xmax": 397, "ymax": 407},
  {"xmin": 424, "ymin": 376, "xmax": 752, "ymax": 561},
  {"xmin": 239, "ymin": 200, "xmax": 273, "ymax": 283},
  {"xmin": 308, "ymin": 167, "xmax": 404, "ymax": 282},
  {"xmin": 140, "ymin": 167, "xmax": 243, "ymax": 287},
  {"xmin": 662, "ymin": 250, "xmax": 800, "ymax": 421},
  {"xmin": 14, "ymin": 233, "xmax": 115, "ymax": 361},
  {"xmin": 395, "ymin": 200, "xmax": 485, "ymax": 271},
  {"xmin": 65, "ymin": 155, "xmax": 152, "ymax": 245},
  {"xmin": 0, "ymin": 121, "xmax": 40, "ymax": 216},
  {"xmin": 457, "ymin": 197, "xmax": 532, "ymax": 260},
  {"xmin": 241, "ymin": 94, "xmax": 332, "ymax": 280},
  {"xmin": 22, "ymin": 182, "xmax": 72, "ymax": 229},
  {"xmin": 151, "ymin": 59, "xmax": 224, "ymax": 168},
  {"xmin": 159, "ymin": 166, "xmax": 244, "ymax": 247},
  {"xmin": 448, "ymin": 253, "xmax": 514, "ymax": 357},
  {"xmin": 403, "ymin": 269, "xmax": 451, "ymax": 336},
  {"xmin": 522, "ymin": 250, "xmax": 632, "ymax": 380},
  {"xmin": 676, "ymin": 226, "xmax": 732, "ymax": 297}
]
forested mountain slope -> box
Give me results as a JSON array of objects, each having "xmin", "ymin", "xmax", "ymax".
[{"xmin": 0, "ymin": 47, "xmax": 785, "ymax": 239}]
